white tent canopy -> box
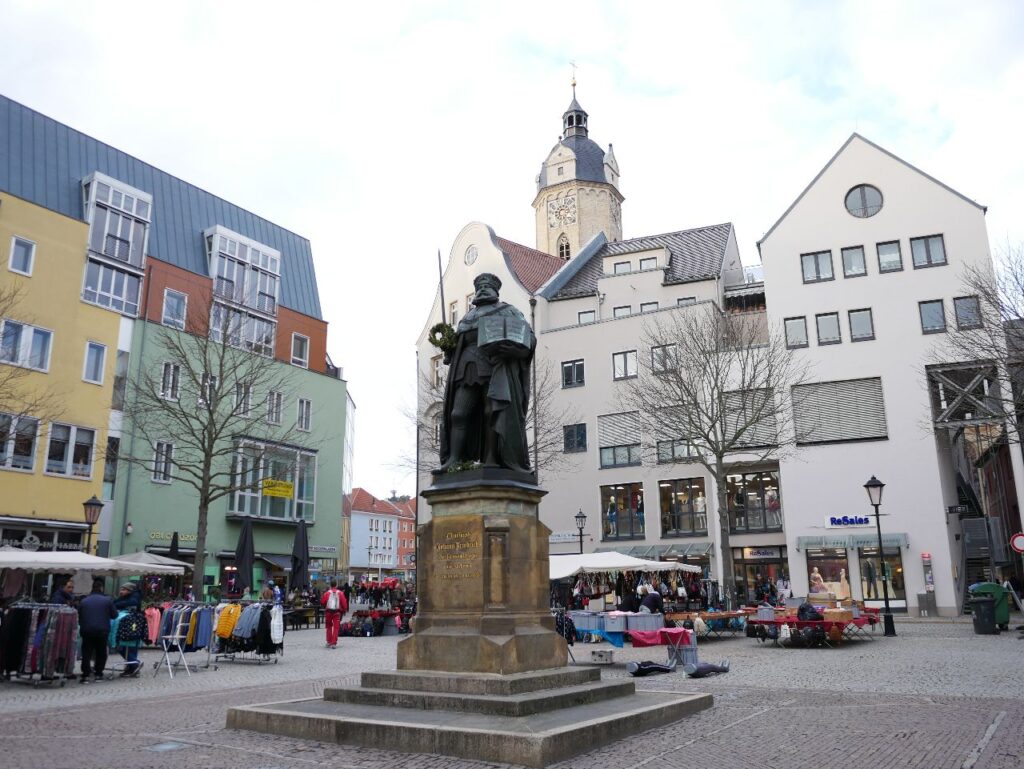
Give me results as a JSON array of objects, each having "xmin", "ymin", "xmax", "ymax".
[
  {"xmin": 549, "ymin": 551, "xmax": 700, "ymax": 581},
  {"xmin": 115, "ymin": 550, "xmax": 193, "ymax": 569},
  {"xmin": 0, "ymin": 550, "xmax": 184, "ymax": 575}
]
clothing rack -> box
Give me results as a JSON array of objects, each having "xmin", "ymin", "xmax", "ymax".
[
  {"xmin": 153, "ymin": 601, "xmax": 216, "ymax": 678},
  {"xmin": 1, "ymin": 603, "xmax": 78, "ymax": 687},
  {"xmin": 213, "ymin": 601, "xmax": 283, "ymax": 665}
]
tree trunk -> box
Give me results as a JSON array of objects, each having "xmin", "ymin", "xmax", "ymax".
[
  {"xmin": 193, "ymin": 495, "xmax": 209, "ymax": 600},
  {"xmin": 715, "ymin": 455, "xmax": 736, "ymax": 609}
]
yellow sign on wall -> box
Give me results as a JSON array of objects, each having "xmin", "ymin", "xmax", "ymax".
[{"xmin": 261, "ymin": 479, "xmax": 294, "ymax": 498}]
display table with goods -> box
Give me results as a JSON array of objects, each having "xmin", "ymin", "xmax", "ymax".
[
  {"xmin": 347, "ymin": 609, "xmax": 402, "ymax": 637},
  {"xmin": 746, "ymin": 605, "xmax": 881, "ymax": 647},
  {"xmin": 569, "ymin": 610, "xmax": 674, "ymax": 648},
  {"xmin": 665, "ymin": 608, "xmax": 755, "ymax": 638}
]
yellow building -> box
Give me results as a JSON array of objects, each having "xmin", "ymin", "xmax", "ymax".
[{"xmin": 0, "ymin": 192, "xmax": 120, "ymax": 554}]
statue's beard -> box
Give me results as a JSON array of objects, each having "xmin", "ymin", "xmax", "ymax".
[{"xmin": 474, "ymin": 291, "xmax": 498, "ymax": 305}]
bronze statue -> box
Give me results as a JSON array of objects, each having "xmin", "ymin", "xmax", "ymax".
[{"xmin": 437, "ymin": 273, "xmax": 535, "ymax": 475}]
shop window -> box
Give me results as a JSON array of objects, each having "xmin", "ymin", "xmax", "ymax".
[
  {"xmin": 726, "ymin": 470, "xmax": 781, "ymax": 533},
  {"xmin": 600, "ymin": 482, "xmax": 645, "ymax": 540},
  {"xmin": 805, "ymin": 548, "xmax": 851, "ymax": 599},
  {"xmin": 659, "ymin": 477, "xmax": 707, "ymax": 537},
  {"xmin": 733, "ymin": 546, "xmax": 789, "ymax": 605},
  {"xmin": 858, "ymin": 546, "xmax": 905, "ymax": 601}
]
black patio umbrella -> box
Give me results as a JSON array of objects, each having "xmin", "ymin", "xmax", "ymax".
[
  {"xmin": 233, "ymin": 518, "xmax": 255, "ymax": 597},
  {"xmin": 290, "ymin": 519, "xmax": 309, "ymax": 592},
  {"xmin": 167, "ymin": 531, "xmax": 180, "ymax": 561}
]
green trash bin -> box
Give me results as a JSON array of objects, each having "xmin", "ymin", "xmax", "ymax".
[
  {"xmin": 970, "ymin": 596, "xmax": 998, "ymax": 634},
  {"xmin": 970, "ymin": 583, "xmax": 1010, "ymax": 630}
]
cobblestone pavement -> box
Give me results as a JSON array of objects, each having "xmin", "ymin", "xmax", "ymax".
[{"xmin": 2, "ymin": 619, "xmax": 1021, "ymax": 769}]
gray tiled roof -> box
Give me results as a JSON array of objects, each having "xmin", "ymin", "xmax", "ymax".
[
  {"xmin": 537, "ymin": 134, "xmax": 609, "ymax": 189},
  {"xmin": 552, "ymin": 223, "xmax": 733, "ymax": 299},
  {"xmin": 0, "ymin": 95, "xmax": 323, "ymax": 319}
]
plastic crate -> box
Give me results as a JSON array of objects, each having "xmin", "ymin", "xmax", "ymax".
[
  {"xmin": 602, "ymin": 614, "xmax": 626, "ymax": 632},
  {"xmin": 626, "ymin": 613, "xmax": 664, "ymax": 631},
  {"xmin": 570, "ymin": 611, "xmax": 596, "ymax": 631}
]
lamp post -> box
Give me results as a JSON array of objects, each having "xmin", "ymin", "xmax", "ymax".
[
  {"xmin": 863, "ymin": 476, "xmax": 896, "ymax": 637},
  {"xmin": 367, "ymin": 544, "xmax": 373, "ymax": 583},
  {"xmin": 82, "ymin": 496, "xmax": 103, "ymax": 555},
  {"xmin": 574, "ymin": 508, "xmax": 587, "ymax": 554}
]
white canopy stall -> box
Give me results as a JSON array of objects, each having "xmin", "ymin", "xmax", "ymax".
[
  {"xmin": 0, "ymin": 550, "xmax": 184, "ymax": 575},
  {"xmin": 549, "ymin": 551, "xmax": 700, "ymax": 581}
]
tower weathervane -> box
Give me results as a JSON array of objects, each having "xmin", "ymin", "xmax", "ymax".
[{"xmin": 570, "ymin": 61, "xmax": 577, "ymax": 97}]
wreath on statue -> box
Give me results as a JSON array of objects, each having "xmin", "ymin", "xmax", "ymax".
[{"xmin": 428, "ymin": 322, "xmax": 457, "ymax": 354}]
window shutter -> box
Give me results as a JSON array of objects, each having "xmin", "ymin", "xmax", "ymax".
[
  {"xmin": 793, "ymin": 378, "xmax": 887, "ymax": 445},
  {"xmin": 724, "ymin": 390, "xmax": 777, "ymax": 447},
  {"xmin": 598, "ymin": 412, "xmax": 640, "ymax": 448}
]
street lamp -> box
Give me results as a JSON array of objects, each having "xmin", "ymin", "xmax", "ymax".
[
  {"xmin": 367, "ymin": 544, "xmax": 373, "ymax": 582},
  {"xmin": 82, "ymin": 495, "xmax": 103, "ymax": 555},
  {"xmin": 574, "ymin": 508, "xmax": 587, "ymax": 554},
  {"xmin": 863, "ymin": 476, "xmax": 896, "ymax": 637}
]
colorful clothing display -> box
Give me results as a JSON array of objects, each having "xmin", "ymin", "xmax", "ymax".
[{"xmin": 0, "ymin": 605, "xmax": 78, "ymax": 681}]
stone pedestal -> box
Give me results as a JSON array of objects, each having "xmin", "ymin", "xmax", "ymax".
[{"xmin": 397, "ymin": 478, "xmax": 566, "ymax": 674}]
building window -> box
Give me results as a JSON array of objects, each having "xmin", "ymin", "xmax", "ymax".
[
  {"xmin": 159, "ymin": 362, "xmax": 180, "ymax": 401},
  {"xmin": 267, "ymin": 391, "xmax": 283, "ymax": 424},
  {"xmin": 600, "ymin": 482, "xmax": 645, "ymax": 539},
  {"xmin": 231, "ymin": 440, "xmax": 317, "ymax": 521},
  {"xmin": 841, "ymin": 246, "xmax": 867, "ymax": 278},
  {"xmin": 83, "ymin": 260, "xmax": 142, "ymax": 316},
  {"xmin": 656, "ymin": 438, "xmax": 698, "ymax": 463},
  {"xmin": 792, "ymin": 377, "xmax": 888, "ymax": 445},
  {"xmin": 0, "ymin": 413, "xmax": 39, "ymax": 471},
  {"xmin": 858, "ymin": 546, "xmax": 906, "ymax": 601},
  {"xmin": 651, "ymin": 344, "xmax": 677, "ymax": 373},
  {"xmin": 639, "ymin": 257, "xmax": 657, "ymax": 271},
  {"xmin": 659, "ymin": 477, "xmax": 707, "ymax": 536},
  {"xmin": 291, "ymin": 334, "xmax": 310, "ymax": 368},
  {"xmin": 599, "ymin": 444, "xmax": 641, "ymax": 468},
  {"xmin": 919, "ymin": 300, "xmax": 946, "ymax": 334},
  {"xmin": 876, "ymin": 241, "xmax": 903, "ymax": 273},
  {"xmin": 784, "ymin": 317, "xmax": 808, "ymax": 349},
  {"xmin": 806, "ymin": 548, "xmax": 850, "ymax": 597},
  {"xmin": 678, "ymin": 297, "xmax": 696, "ymax": 307},
  {"xmin": 954, "ymin": 296, "xmax": 982, "ymax": 330},
  {"xmin": 82, "ymin": 342, "xmax": 106, "ymax": 385},
  {"xmin": 0, "ymin": 320, "xmax": 52, "ymax": 372},
  {"xmin": 801, "ymin": 251, "xmax": 833, "ymax": 283},
  {"xmin": 640, "ymin": 302, "xmax": 659, "ymax": 313},
  {"xmin": 597, "ymin": 412, "xmax": 641, "ymax": 468},
  {"xmin": 911, "ymin": 235, "xmax": 947, "ymax": 269},
  {"xmin": 431, "ymin": 355, "xmax": 445, "ymax": 387},
  {"xmin": 563, "ymin": 423, "xmax": 587, "ymax": 453},
  {"xmin": 162, "ymin": 289, "xmax": 187, "ymax": 330},
  {"xmin": 199, "ymin": 372, "xmax": 218, "ymax": 406},
  {"xmin": 613, "ymin": 306, "xmax": 631, "ymax": 319},
  {"xmin": 235, "ymin": 383, "xmax": 253, "ymax": 416},
  {"xmin": 844, "ymin": 184, "xmax": 883, "ymax": 218},
  {"xmin": 557, "ymin": 235, "xmax": 571, "ymax": 260},
  {"xmin": 726, "ymin": 470, "xmax": 782, "ymax": 533},
  {"xmin": 297, "ymin": 398, "xmax": 312, "ymax": 431},
  {"xmin": 449, "ymin": 301, "xmax": 459, "ymax": 327},
  {"xmin": 614, "ymin": 261, "xmax": 631, "ymax": 275},
  {"xmin": 8, "ymin": 236, "xmax": 35, "ymax": 276},
  {"xmin": 112, "ymin": 351, "xmax": 129, "ymax": 411},
  {"xmin": 45, "ymin": 423, "xmax": 95, "ymax": 478},
  {"xmin": 152, "ymin": 441, "xmax": 173, "ymax": 483},
  {"xmin": 815, "ymin": 313, "xmax": 841, "ymax": 345},
  {"xmin": 84, "ymin": 174, "xmax": 151, "ymax": 268},
  {"xmin": 562, "ymin": 359, "xmax": 585, "ymax": 388},
  {"xmin": 612, "ymin": 350, "xmax": 638, "ymax": 380},
  {"xmin": 848, "ymin": 308, "xmax": 875, "ymax": 342},
  {"xmin": 578, "ymin": 310, "xmax": 596, "ymax": 324}
]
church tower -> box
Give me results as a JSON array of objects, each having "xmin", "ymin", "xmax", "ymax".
[{"xmin": 533, "ymin": 87, "xmax": 623, "ymax": 260}]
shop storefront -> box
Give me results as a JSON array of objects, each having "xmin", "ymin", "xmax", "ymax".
[
  {"xmin": 796, "ymin": 533, "xmax": 908, "ymax": 610},
  {"xmin": 0, "ymin": 517, "xmax": 87, "ymax": 552},
  {"xmin": 733, "ymin": 545, "xmax": 789, "ymax": 604},
  {"xmin": 600, "ymin": 483, "xmax": 645, "ymax": 540}
]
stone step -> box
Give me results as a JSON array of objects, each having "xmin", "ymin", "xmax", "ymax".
[
  {"xmin": 227, "ymin": 689, "xmax": 713, "ymax": 768},
  {"xmin": 362, "ymin": 665, "xmax": 600, "ymax": 696},
  {"xmin": 324, "ymin": 678, "xmax": 635, "ymax": 717}
]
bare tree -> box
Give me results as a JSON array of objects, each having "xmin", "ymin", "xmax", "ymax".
[
  {"xmin": 0, "ymin": 284, "xmax": 65, "ymax": 424},
  {"xmin": 119, "ymin": 300, "xmax": 313, "ymax": 584},
  {"xmin": 621, "ymin": 303, "xmax": 813, "ymax": 606}
]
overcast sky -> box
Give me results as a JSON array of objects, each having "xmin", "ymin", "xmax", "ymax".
[{"xmin": 3, "ymin": 1, "xmax": 1023, "ymax": 499}]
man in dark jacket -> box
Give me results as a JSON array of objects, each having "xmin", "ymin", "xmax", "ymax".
[
  {"xmin": 50, "ymin": 578, "xmax": 76, "ymax": 605},
  {"xmin": 78, "ymin": 578, "xmax": 117, "ymax": 682},
  {"xmin": 639, "ymin": 586, "xmax": 664, "ymax": 614}
]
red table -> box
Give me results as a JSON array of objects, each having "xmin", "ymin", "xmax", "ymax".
[{"xmin": 748, "ymin": 615, "xmax": 877, "ymax": 647}]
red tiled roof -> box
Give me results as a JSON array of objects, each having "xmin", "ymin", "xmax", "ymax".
[
  {"xmin": 496, "ymin": 237, "xmax": 565, "ymax": 294},
  {"xmin": 348, "ymin": 488, "xmax": 400, "ymax": 515}
]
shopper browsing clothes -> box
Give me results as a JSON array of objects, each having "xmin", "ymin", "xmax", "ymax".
[
  {"xmin": 113, "ymin": 582, "xmax": 143, "ymax": 676},
  {"xmin": 78, "ymin": 578, "xmax": 117, "ymax": 683},
  {"xmin": 321, "ymin": 579, "xmax": 348, "ymax": 648},
  {"xmin": 50, "ymin": 578, "xmax": 76, "ymax": 605}
]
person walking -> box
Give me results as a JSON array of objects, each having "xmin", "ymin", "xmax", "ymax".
[
  {"xmin": 78, "ymin": 578, "xmax": 116, "ymax": 683},
  {"xmin": 321, "ymin": 579, "xmax": 348, "ymax": 649}
]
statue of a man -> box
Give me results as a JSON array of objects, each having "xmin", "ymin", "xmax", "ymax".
[{"xmin": 438, "ymin": 273, "xmax": 535, "ymax": 474}]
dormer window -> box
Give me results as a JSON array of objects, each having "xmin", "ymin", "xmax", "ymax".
[
  {"xmin": 557, "ymin": 235, "xmax": 571, "ymax": 260},
  {"xmin": 83, "ymin": 173, "xmax": 152, "ymax": 270}
]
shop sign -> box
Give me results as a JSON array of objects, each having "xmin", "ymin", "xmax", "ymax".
[
  {"xmin": 149, "ymin": 531, "xmax": 198, "ymax": 542},
  {"xmin": 741, "ymin": 547, "xmax": 780, "ymax": 560},
  {"xmin": 826, "ymin": 515, "xmax": 872, "ymax": 528},
  {"xmin": 0, "ymin": 536, "xmax": 81, "ymax": 551},
  {"xmin": 309, "ymin": 545, "xmax": 337, "ymax": 554},
  {"xmin": 548, "ymin": 532, "xmax": 580, "ymax": 543},
  {"xmin": 262, "ymin": 479, "xmax": 294, "ymax": 498}
]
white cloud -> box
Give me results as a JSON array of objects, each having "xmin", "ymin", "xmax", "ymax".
[{"xmin": 1, "ymin": 0, "xmax": 1022, "ymax": 496}]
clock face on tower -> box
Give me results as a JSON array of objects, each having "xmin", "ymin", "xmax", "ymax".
[{"xmin": 547, "ymin": 195, "xmax": 577, "ymax": 228}]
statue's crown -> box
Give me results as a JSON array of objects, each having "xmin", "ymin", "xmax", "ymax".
[{"xmin": 473, "ymin": 273, "xmax": 502, "ymax": 291}]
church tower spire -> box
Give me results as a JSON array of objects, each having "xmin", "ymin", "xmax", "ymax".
[{"xmin": 533, "ymin": 83, "xmax": 623, "ymax": 259}]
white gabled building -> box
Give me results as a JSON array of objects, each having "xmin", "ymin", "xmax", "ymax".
[{"xmin": 416, "ymin": 95, "xmax": 1023, "ymax": 617}]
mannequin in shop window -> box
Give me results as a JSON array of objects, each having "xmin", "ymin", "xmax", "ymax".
[
  {"xmin": 863, "ymin": 559, "xmax": 876, "ymax": 598},
  {"xmin": 838, "ymin": 568, "xmax": 850, "ymax": 600},
  {"xmin": 809, "ymin": 566, "xmax": 825, "ymax": 593},
  {"xmin": 635, "ymin": 498, "xmax": 645, "ymax": 531},
  {"xmin": 606, "ymin": 501, "xmax": 618, "ymax": 537}
]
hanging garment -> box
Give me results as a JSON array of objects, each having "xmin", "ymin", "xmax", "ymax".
[
  {"xmin": 144, "ymin": 607, "xmax": 162, "ymax": 644},
  {"xmin": 215, "ymin": 604, "xmax": 242, "ymax": 639},
  {"xmin": 269, "ymin": 605, "xmax": 284, "ymax": 644}
]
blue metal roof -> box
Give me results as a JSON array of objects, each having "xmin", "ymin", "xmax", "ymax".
[{"xmin": 0, "ymin": 95, "xmax": 322, "ymax": 319}]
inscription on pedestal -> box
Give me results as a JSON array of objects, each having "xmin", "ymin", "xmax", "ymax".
[{"xmin": 436, "ymin": 530, "xmax": 481, "ymax": 581}]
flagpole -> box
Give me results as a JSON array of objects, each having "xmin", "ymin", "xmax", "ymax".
[{"xmin": 437, "ymin": 248, "xmax": 447, "ymax": 324}]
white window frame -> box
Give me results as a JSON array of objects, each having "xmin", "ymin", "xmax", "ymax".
[
  {"xmin": 578, "ymin": 310, "xmax": 596, "ymax": 325},
  {"xmin": 0, "ymin": 413, "xmax": 39, "ymax": 472},
  {"xmin": 235, "ymin": 383, "xmax": 253, "ymax": 416},
  {"xmin": 160, "ymin": 362, "xmax": 181, "ymax": 401},
  {"xmin": 161, "ymin": 288, "xmax": 188, "ymax": 330},
  {"xmin": 83, "ymin": 172, "xmax": 152, "ymax": 270},
  {"xmin": 44, "ymin": 423, "xmax": 96, "ymax": 479},
  {"xmin": 199, "ymin": 372, "xmax": 218, "ymax": 406},
  {"xmin": 82, "ymin": 341, "xmax": 107, "ymax": 385},
  {"xmin": 612, "ymin": 350, "xmax": 638, "ymax": 380},
  {"xmin": 8, "ymin": 236, "xmax": 35, "ymax": 276},
  {"xmin": 267, "ymin": 390, "xmax": 283, "ymax": 424},
  {"xmin": 297, "ymin": 398, "xmax": 312, "ymax": 431},
  {"xmin": 152, "ymin": 441, "xmax": 174, "ymax": 483},
  {"xmin": 229, "ymin": 439, "xmax": 318, "ymax": 521},
  {"xmin": 291, "ymin": 333, "xmax": 310, "ymax": 368},
  {"xmin": 0, "ymin": 319, "xmax": 53, "ymax": 372}
]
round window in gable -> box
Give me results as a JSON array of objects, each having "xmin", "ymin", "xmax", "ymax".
[
  {"xmin": 464, "ymin": 245, "xmax": 478, "ymax": 265},
  {"xmin": 845, "ymin": 184, "xmax": 883, "ymax": 218}
]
